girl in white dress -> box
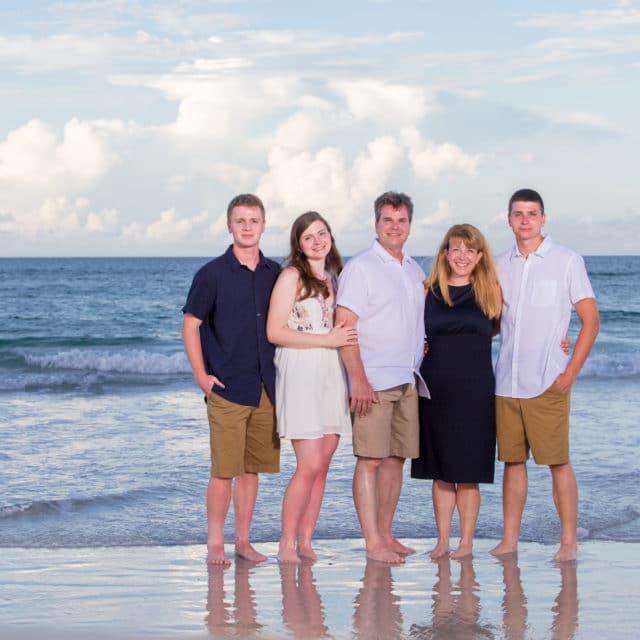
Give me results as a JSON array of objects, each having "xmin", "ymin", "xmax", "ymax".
[{"xmin": 267, "ymin": 212, "xmax": 357, "ymax": 563}]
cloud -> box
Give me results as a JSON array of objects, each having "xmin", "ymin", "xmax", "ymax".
[
  {"xmin": 330, "ymin": 79, "xmax": 433, "ymax": 126},
  {"xmin": 401, "ymin": 127, "xmax": 480, "ymax": 179},
  {"xmin": 519, "ymin": 6, "xmax": 640, "ymax": 32},
  {"xmin": 0, "ymin": 118, "xmax": 123, "ymax": 190},
  {"xmin": 122, "ymin": 208, "xmax": 209, "ymax": 243}
]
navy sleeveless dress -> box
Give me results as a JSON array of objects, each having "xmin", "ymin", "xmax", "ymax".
[{"xmin": 411, "ymin": 284, "xmax": 496, "ymax": 484}]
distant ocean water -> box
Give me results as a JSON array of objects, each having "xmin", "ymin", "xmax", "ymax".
[{"xmin": 1, "ymin": 256, "xmax": 638, "ymax": 548}]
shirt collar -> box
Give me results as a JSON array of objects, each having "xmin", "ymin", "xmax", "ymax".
[
  {"xmin": 372, "ymin": 239, "xmax": 410, "ymax": 264},
  {"xmin": 509, "ymin": 236, "xmax": 553, "ymax": 260},
  {"xmin": 224, "ymin": 244, "xmax": 276, "ymax": 271}
]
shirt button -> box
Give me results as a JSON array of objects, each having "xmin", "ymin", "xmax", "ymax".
[{"xmin": 256, "ymin": 313, "xmax": 262, "ymax": 316}]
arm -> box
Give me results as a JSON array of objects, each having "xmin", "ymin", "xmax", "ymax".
[
  {"xmin": 266, "ymin": 267, "xmax": 357, "ymax": 349},
  {"xmin": 181, "ymin": 312, "xmax": 225, "ymax": 394},
  {"xmin": 336, "ymin": 305, "xmax": 377, "ymax": 416},
  {"xmin": 554, "ymin": 297, "xmax": 599, "ymax": 393}
]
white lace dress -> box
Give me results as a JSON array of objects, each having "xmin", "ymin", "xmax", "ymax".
[{"xmin": 274, "ymin": 294, "xmax": 352, "ymax": 439}]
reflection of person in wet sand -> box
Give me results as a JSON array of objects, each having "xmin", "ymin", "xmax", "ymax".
[
  {"xmin": 205, "ymin": 558, "xmax": 262, "ymax": 638},
  {"xmin": 409, "ymin": 557, "xmax": 493, "ymax": 639},
  {"xmin": 279, "ymin": 561, "xmax": 329, "ymax": 639},
  {"xmin": 550, "ymin": 562, "xmax": 578, "ymax": 640},
  {"xmin": 497, "ymin": 554, "xmax": 578, "ymax": 640},
  {"xmin": 353, "ymin": 560, "xmax": 403, "ymax": 640},
  {"xmin": 497, "ymin": 555, "xmax": 527, "ymax": 640}
]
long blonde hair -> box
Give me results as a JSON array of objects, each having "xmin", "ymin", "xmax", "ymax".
[{"xmin": 428, "ymin": 224, "xmax": 502, "ymax": 319}]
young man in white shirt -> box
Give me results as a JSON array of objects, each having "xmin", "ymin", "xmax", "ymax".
[
  {"xmin": 336, "ymin": 191, "xmax": 426, "ymax": 564},
  {"xmin": 490, "ymin": 188, "xmax": 599, "ymax": 562}
]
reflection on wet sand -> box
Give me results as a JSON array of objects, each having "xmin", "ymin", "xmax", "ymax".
[
  {"xmin": 205, "ymin": 558, "xmax": 263, "ymax": 639},
  {"xmin": 498, "ymin": 555, "xmax": 578, "ymax": 640},
  {"xmin": 353, "ymin": 560, "xmax": 404, "ymax": 640},
  {"xmin": 279, "ymin": 561, "xmax": 329, "ymax": 639},
  {"xmin": 409, "ymin": 557, "xmax": 493, "ymax": 639},
  {"xmin": 551, "ymin": 562, "xmax": 578, "ymax": 640}
]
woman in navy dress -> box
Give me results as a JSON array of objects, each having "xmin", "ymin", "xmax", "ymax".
[{"xmin": 411, "ymin": 224, "xmax": 502, "ymax": 559}]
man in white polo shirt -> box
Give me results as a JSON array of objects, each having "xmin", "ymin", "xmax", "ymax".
[
  {"xmin": 336, "ymin": 191, "xmax": 426, "ymax": 564},
  {"xmin": 490, "ymin": 188, "xmax": 599, "ymax": 562}
]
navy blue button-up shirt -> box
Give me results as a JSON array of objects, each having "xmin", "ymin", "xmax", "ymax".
[{"xmin": 182, "ymin": 245, "xmax": 280, "ymax": 407}]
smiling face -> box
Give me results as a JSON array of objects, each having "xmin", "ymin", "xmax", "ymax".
[
  {"xmin": 298, "ymin": 219, "xmax": 332, "ymax": 261},
  {"xmin": 446, "ymin": 238, "xmax": 483, "ymax": 284},
  {"xmin": 375, "ymin": 204, "xmax": 411, "ymax": 258},
  {"xmin": 227, "ymin": 205, "xmax": 265, "ymax": 249},
  {"xmin": 508, "ymin": 199, "xmax": 546, "ymax": 244}
]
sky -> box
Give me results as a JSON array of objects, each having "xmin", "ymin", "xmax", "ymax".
[{"xmin": 1, "ymin": 0, "xmax": 638, "ymax": 257}]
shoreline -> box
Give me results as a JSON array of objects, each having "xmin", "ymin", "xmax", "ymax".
[{"xmin": 1, "ymin": 539, "xmax": 638, "ymax": 639}]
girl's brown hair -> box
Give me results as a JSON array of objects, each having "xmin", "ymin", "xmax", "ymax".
[{"xmin": 285, "ymin": 211, "xmax": 343, "ymax": 300}]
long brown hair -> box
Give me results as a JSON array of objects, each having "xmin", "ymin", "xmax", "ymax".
[
  {"xmin": 285, "ymin": 211, "xmax": 343, "ymax": 301},
  {"xmin": 428, "ymin": 224, "xmax": 502, "ymax": 319}
]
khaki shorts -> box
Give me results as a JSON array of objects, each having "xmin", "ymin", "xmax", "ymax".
[
  {"xmin": 206, "ymin": 386, "xmax": 280, "ymax": 478},
  {"xmin": 496, "ymin": 383, "xmax": 571, "ymax": 465},
  {"xmin": 352, "ymin": 384, "xmax": 419, "ymax": 459}
]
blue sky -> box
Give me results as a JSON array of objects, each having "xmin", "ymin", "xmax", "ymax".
[{"xmin": 1, "ymin": 0, "xmax": 638, "ymax": 256}]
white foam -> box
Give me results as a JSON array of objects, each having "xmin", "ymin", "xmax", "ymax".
[{"xmin": 22, "ymin": 349, "xmax": 191, "ymax": 374}]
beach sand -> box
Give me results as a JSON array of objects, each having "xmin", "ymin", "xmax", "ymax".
[{"xmin": 1, "ymin": 539, "xmax": 638, "ymax": 639}]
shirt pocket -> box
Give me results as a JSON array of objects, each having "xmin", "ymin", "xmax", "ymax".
[{"xmin": 530, "ymin": 279, "xmax": 557, "ymax": 307}]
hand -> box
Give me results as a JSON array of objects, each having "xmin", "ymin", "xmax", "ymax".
[
  {"xmin": 326, "ymin": 321, "xmax": 358, "ymax": 348},
  {"xmin": 350, "ymin": 377, "xmax": 378, "ymax": 417},
  {"xmin": 197, "ymin": 373, "xmax": 225, "ymax": 395},
  {"xmin": 560, "ymin": 335, "xmax": 571, "ymax": 355},
  {"xmin": 553, "ymin": 371, "xmax": 575, "ymax": 394}
]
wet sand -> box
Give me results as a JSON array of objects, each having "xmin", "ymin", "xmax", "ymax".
[{"xmin": 1, "ymin": 539, "xmax": 638, "ymax": 639}]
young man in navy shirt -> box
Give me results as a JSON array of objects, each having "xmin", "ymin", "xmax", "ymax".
[{"xmin": 182, "ymin": 194, "xmax": 280, "ymax": 565}]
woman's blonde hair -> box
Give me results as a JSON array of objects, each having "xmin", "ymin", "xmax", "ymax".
[{"xmin": 428, "ymin": 224, "xmax": 502, "ymax": 319}]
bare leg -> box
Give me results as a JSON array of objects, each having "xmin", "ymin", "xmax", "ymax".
[
  {"xmin": 490, "ymin": 462, "xmax": 527, "ymax": 556},
  {"xmin": 452, "ymin": 483, "xmax": 480, "ymax": 559},
  {"xmin": 550, "ymin": 463, "xmax": 578, "ymax": 561},
  {"xmin": 297, "ymin": 434, "xmax": 340, "ymax": 560},
  {"xmin": 353, "ymin": 456, "xmax": 403, "ymax": 563},
  {"xmin": 430, "ymin": 480, "xmax": 455, "ymax": 558},
  {"xmin": 233, "ymin": 472, "xmax": 267, "ymax": 562},
  {"xmin": 279, "ymin": 439, "xmax": 324, "ymax": 563},
  {"xmin": 377, "ymin": 456, "xmax": 414, "ymax": 554},
  {"xmin": 206, "ymin": 477, "xmax": 232, "ymax": 566}
]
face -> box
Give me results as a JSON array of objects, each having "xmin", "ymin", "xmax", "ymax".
[
  {"xmin": 298, "ymin": 219, "xmax": 331, "ymax": 261},
  {"xmin": 446, "ymin": 239, "xmax": 483, "ymax": 281},
  {"xmin": 508, "ymin": 200, "xmax": 545, "ymax": 243},
  {"xmin": 375, "ymin": 204, "xmax": 411, "ymax": 256},
  {"xmin": 227, "ymin": 205, "xmax": 265, "ymax": 249}
]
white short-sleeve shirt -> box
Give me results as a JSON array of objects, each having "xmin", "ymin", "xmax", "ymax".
[
  {"xmin": 337, "ymin": 240, "xmax": 426, "ymax": 392},
  {"xmin": 495, "ymin": 236, "xmax": 595, "ymax": 399}
]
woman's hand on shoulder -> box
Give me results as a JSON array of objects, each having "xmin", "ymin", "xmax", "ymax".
[{"xmin": 325, "ymin": 320, "xmax": 358, "ymax": 348}]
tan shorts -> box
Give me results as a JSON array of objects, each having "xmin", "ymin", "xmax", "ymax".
[
  {"xmin": 352, "ymin": 383, "xmax": 419, "ymax": 459},
  {"xmin": 206, "ymin": 386, "xmax": 280, "ymax": 478},
  {"xmin": 496, "ymin": 383, "xmax": 571, "ymax": 465}
]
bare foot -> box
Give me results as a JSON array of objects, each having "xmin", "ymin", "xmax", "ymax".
[
  {"xmin": 430, "ymin": 541, "xmax": 450, "ymax": 560},
  {"xmin": 387, "ymin": 537, "xmax": 416, "ymax": 555},
  {"xmin": 207, "ymin": 543, "xmax": 231, "ymax": 566},
  {"xmin": 235, "ymin": 542, "xmax": 267, "ymax": 563},
  {"xmin": 366, "ymin": 546, "xmax": 405, "ymax": 564},
  {"xmin": 451, "ymin": 542, "xmax": 473, "ymax": 559},
  {"xmin": 297, "ymin": 543, "xmax": 318, "ymax": 561},
  {"xmin": 553, "ymin": 543, "xmax": 577, "ymax": 562},
  {"xmin": 489, "ymin": 540, "xmax": 518, "ymax": 556},
  {"xmin": 278, "ymin": 546, "xmax": 301, "ymax": 564}
]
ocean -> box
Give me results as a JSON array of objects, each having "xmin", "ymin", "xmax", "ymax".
[{"xmin": 1, "ymin": 256, "xmax": 638, "ymax": 549}]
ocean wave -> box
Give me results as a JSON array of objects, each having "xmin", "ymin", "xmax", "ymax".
[
  {"xmin": 0, "ymin": 487, "xmax": 165, "ymax": 521},
  {"xmin": 20, "ymin": 348, "xmax": 191, "ymax": 375},
  {"xmin": 580, "ymin": 351, "xmax": 640, "ymax": 378}
]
